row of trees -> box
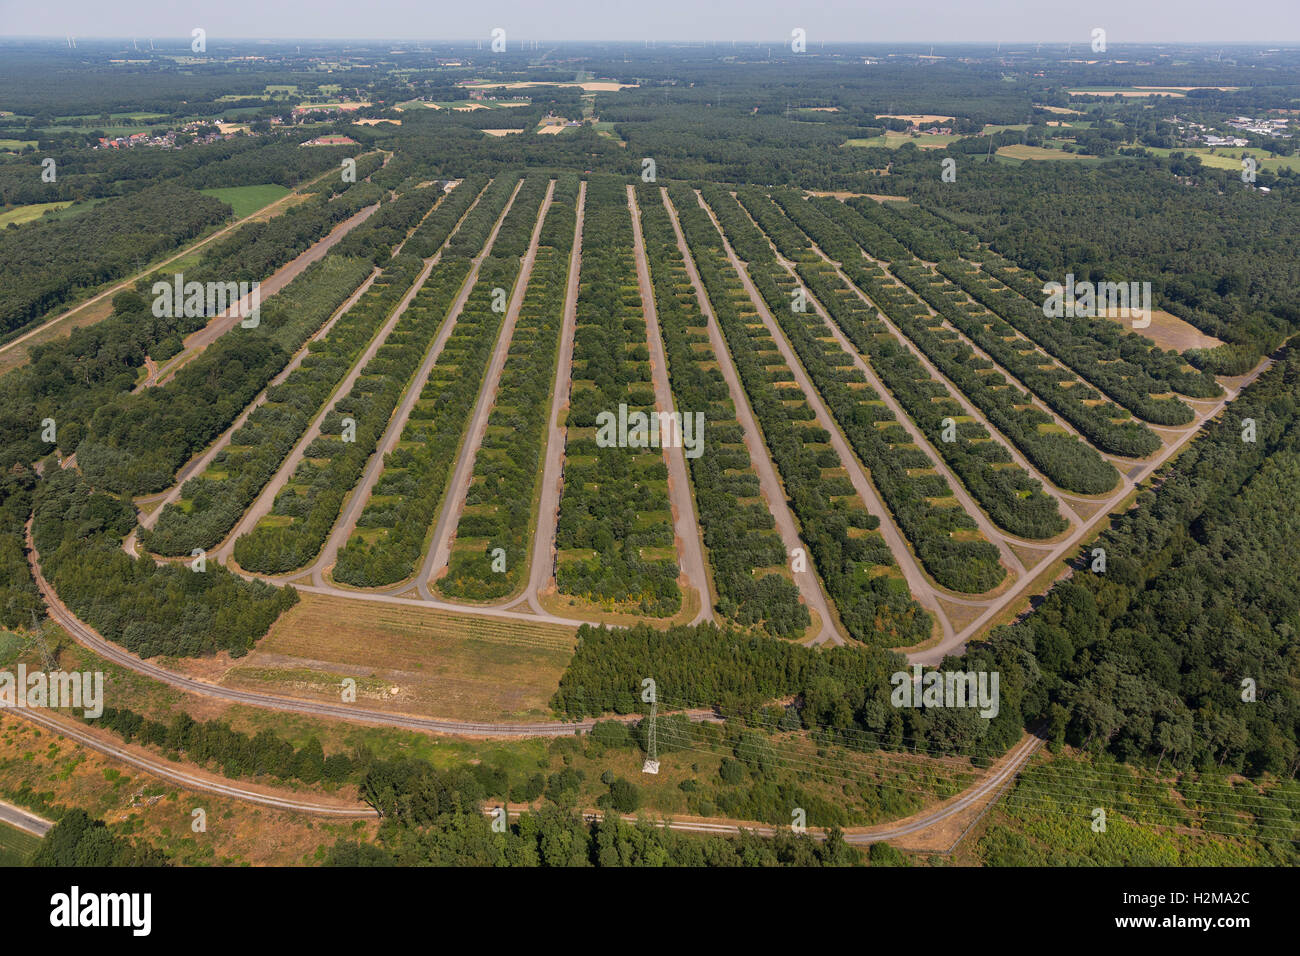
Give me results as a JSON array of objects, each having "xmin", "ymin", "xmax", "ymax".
[
  {"xmin": 555, "ymin": 176, "xmax": 681, "ymax": 616},
  {"xmin": 142, "ymin": 177, "xmax": 483, "ymax": 556},
  {"xmin": 792, "ymin": 199, "xmax": 1120, "ymax": 495},
  {"xmin": 48, "ymin": 179, "xmax": 385, "ymax": 494},
  {"xmin": 747, "ymin": 188, "xmax": 1069, "ymax": 538},
  {"xmin": 139, "ymin": 255, "xmax": 412, "ymax": 555},
  {"xmin": 0, "ymin": 174, "xmax": 383, "ymax": 477},
  {"xmin": 235, "ymin": 175, "xmax": 535, "ymax": 575},
  {"xmin": 851, "ymin": 196, "xmax": 1224, "ymax": 404},
  {"xmin": 669, "ymin": 183, "xmax": 930, "ymax": 646},
  {"xmin": 94, "ymin": 707, "xmax": 355, "ymax": 786},
  {"xmin": 772, "ymin": 185, "xmax": 1163, "ymax": 461},
  {"xmin": 891, "ymin": 258, "xmax": 1164, "ymax": 459},
  {"xmin": 715, "ymin": 191, "xmax": 1007, "ymax": 594},
  {"xmin": 636, "ymin": 183, "xmax": 809, "ymax": 635},
  {"xmin": 732, "ymin": 187, "xmax": 1067, "ymax": 543},
  {"xmin": 333, "ymin": 255, "xmax": 508, "ymax": 585},
  {"xmin": 439, "ymin": 176, "xmax": 582, "ymax": 599}
]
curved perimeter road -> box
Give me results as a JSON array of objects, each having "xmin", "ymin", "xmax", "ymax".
[
  {"xmin": 13, "ymin": 709, "xmax": 374, "ymax": 818},
  {"xmin": 12, "ymin": 703, "xmax": 1043, "ymax": 848}
]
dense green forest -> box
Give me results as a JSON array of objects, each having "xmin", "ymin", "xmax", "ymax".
[
  {"xmin": 902, "ymin": 157, "xmax": 1300, "ymax": 364},
  {"xmin": 32, "ymin": 810, "xmax": 168, "ymax": 867},
  {"xmin": 33, "ymin": 468, "xmax": 297, "ymax": 658}
]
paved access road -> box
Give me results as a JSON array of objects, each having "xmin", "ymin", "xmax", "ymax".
[{"xmin": 0, "ymin": 794, "xmax": 53, "ymax": 837}]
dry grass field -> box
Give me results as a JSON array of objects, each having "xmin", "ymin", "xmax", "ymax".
[{"xmin": 220, "ymin": 593, "xmax": 577, "ymax": 721}]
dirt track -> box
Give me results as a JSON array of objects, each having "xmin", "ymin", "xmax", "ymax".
[{"xmin": 627, "ymin": 184, "xmax": 714, "ymax": 626}]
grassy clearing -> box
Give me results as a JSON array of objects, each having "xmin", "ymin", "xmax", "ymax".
[
  {"xmin": 200, "ymin": 184, "xmax": 292, "ymax": 220},
  {"xmin": 845, "ymin": 131, "xmax": 959, "ymax": 149},
  {"xmin": 220, "ymin": 593, "xmax": 577, "ymax": 721},
  {"xmin": 1146, "ymin": 146, "xmax": 1300, "ymax": 174},
  {"xmin": 0, "ymin": 202, "xmax": 74, "ymax": 227},
  {"xmin": 995, "ymin": 144, "xmax": 1091, "ymax": 162}
]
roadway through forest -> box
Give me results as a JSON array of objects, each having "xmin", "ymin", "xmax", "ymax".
[
  {"xmin": 0, "ymin": 158, "xmax": 380, "ymax": 370},
  {"xmin": 8, "ymin": 709, "xmax": 375, "ymax": 818},
  {"xmin": 416, "ymin": 180, "xmax": 555, "ymax": 598},
  {"xmin": 908, "ymin": 354, "xmax": 1271, "ymax": 664},
  {"xmin": 626, "ymin": 184, "xmax": 715, "ymax": 626},
  {"xmin": 658, "ymin": 187, "xmax": 842, "ymax": 645},
  {"xmin": 135, "ymin": 200, "xmax": 382, "ymax": 391},
  {"xmin": 8, "ymin": 704, "xmax": 1044, "ymax": 850}
]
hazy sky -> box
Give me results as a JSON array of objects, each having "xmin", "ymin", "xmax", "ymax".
[{"xmin": 1, "ymin": 0, "xmax": 1297, "ymax": 44}]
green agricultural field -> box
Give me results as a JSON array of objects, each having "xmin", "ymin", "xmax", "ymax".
[
  {"xmin": 200, "ymin": 184, "xmax": 291, "ymax": 219},
  {"xmin": 1147, "ymin": 146, "xmax": 1300, "ymax": 173},
  {"xmin": 995, "ymin": 143, "xmax": 1095, "ymax": 162},
  {"xmin": 845, "ymin": 130, "xmax": 960, "ymax": 149}
]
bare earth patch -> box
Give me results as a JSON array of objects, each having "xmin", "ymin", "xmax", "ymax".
[{"xmin": 1095, "ymin": 307, "xmax": 1224, "ymax": 352}]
